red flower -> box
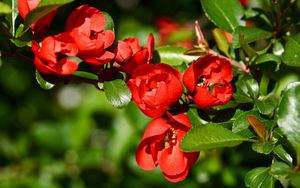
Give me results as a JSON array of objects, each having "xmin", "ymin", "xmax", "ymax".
[
  {"xmin": 240, "ymin": 0, "xmax": 248, "ymax": 7},
  {"xmin": 136, "ymin": 113, "xmax": 199, "ymax": 182},
  {"xmin": 65, "ymin": 4, "xmax": 115, "ymax": 65},
  {"xmin": 32, "ymin": 33, "xmax": 79, "ymax": 75},
  {"xmin": 18, "ymin": 0, "xmax": 57, "ymax": 41},
  {"xmin": 127, "ymin": 63, "xmax": 183, "ymax": 118},
  {"xmin": 183, "ymin": 54, "xmax": 233, "ymax": 108},
  {"xmin": 114, "ymin": 34, "xmax": 154, "ymax": 75},
  {"xmin": 156, "ymin": 17, "xmax": 193, "ymax": 48}
]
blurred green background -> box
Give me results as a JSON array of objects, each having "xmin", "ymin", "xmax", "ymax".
[{"xmin": 0, "ymin": 0, "xmax": 273, "ymax": 187}]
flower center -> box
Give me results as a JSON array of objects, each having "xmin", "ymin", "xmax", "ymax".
[
  {"xmin": 197, "ymin": 77, "xmax": 211, "ymax": 87},
  {"xmin": 164, "ymin": 127, "xmax": 177, "ymax": 149}
]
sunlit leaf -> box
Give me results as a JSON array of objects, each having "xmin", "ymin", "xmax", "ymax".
[
  {"xmin": 103, "ymin": 79, "xmax": 132, "ymax": 108},
  {"xmin": 35, "ymin": 70, "xmax": 55, "ymax": 90},
  {"xmin": 155, "ymin": 46, "xmax": 198, "ymax": 66},
  {"xmin": 245, "ymin": 167, "xmax": 275, "ymax": 188},
  {"xmin": 200, "ymin": 0, "xmax": 245, "ymax": 32},
  {"xmin": 276, "ymin": 82, "xmax": 300, "ymax": 161},
  {"xmin": 0, "ymin": 2, "xmax": 12, "ymax": 14},
  {"xmin": 181, "ymin": 123, "xmax": 252, "ymax": 152},
  {"xmin": 232, "ymin": 26, "xmax": 272, "ymax": 48},
  {"xmin": 273, "ymin": 145, "xmax": 293, "ymax": 165},
  {"xmin": 282, "ymin": 34, "xmax": 300, "ymax": 67}
]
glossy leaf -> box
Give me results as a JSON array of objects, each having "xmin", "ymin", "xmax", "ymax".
[
  {"xmin": 212, "ymin": 28, "xmax": 230, "ymax": 56},
  {"xmin": 253, "ymin": 53, "xmax": 281, "ymax": 71},
  {"xmin": 251, "ymin": 142, "xmax": 274, "ymax": 155},
  {"xmin": 181, "ymin": 123, "xmax": 251, "ymax": 152},
  {"xmin": 187, "ymin": 108, "xmax": 206, "ymax": 127},
  {"xmin": 234, "ymin": 75, "xmax": 259, "ymax": 103},
  {"xmin": 72, "ymin": 71, "xmax": 98, "ymax": 81},
  {"xmin": 255, "ymin": 97, "xmax": 277, "ymax": 116},
  {"xmin": 270, "ymin": 161, "xmax": 292, "ymax": 177},
  {"xmin": 200, "ymin": 0, "xmax": 245, "ymax": 32},
  {"xmin": 245, "ymin": 167, "xmax": 275, "ymax": 188},
  {"xmin": 0, "ymin": 2, "xmax": 12, "ymax": 14},
  {"xmin": 232, "ymin": 110, "xmax": 274, "ymax": 138},
  {"xmin": 24, "ymin": 0, "xmax": 74, "ymax": 31},
  {"xmin": 155, "ymin": 46, "xmax": 198, "ymax": 66},
  {"xmin": 35, "ymin": 70, "xmax": 55, "ymax": 90},
  {"xmin": 282, "ymin": 34, "xmax": 300, "ymax": 67},
  {"xmin": 103, "ymin": 79, "xmax": 132, "ymax": 108},
  {"xmin": 273, "ymin": 145, "xmax": 293, "ymax": 165},
  {"xmin": 276, "ymin": 82, "xmax": 300, "ymax": 162},
  {"xmin": 232, "ymin": 26, "xmax": 272, "ymax": 48}
]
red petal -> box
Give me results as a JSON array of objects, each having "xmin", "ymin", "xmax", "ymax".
[
  {"xmin": 167, "ymin": 113, "xmax": 192, "ymax": 129},
  {"xmin": 158, "ymin": 141, "xmax": 188, "ymax": 176},
  {"xmin": 166, "ymin": 74, "xmax": 183, "ymax": 104},
  {"xmin": 39, "ymin": 36, "xmax": 57, "ymax": 64},
  {"xmin": 146, "ymin": 33, "xmax": 155, "ymax": 63},
  {"xmin": 162, "ymin": 167, "xmax": 189, "ymax": 183},
  {"xmin": 183, "ymin": 62, "xmax": 196, "ymax": 93},
  {"xmin": 212, "ymin": 82, "xmax": 233, "ymax": 103},
  {"xmin": 141, "ymin": 117, "xmax": 170, "ymax": 141},
  {"xmin": 136, "ymin": 140, "xmax": 157, "ymax": 170},
  {"xmin": 99, "ymin": 30, "xmax": 115, "ymax": 49},
  {"xmin": 56, "ymin": 59, "xmax": 78, "ymax": 75},
  {"xmin": 18, "ymin": 0, "xmax": 31, "ymax": 19},
  {"xmin": 194, "ymin": 86, "xmax": 219, "ymax": 108},
  {"xmin": 115, "ymin": 40, "xmax": 132, "ymax": 62},
  {"xmin": 124, "ymin": 38, "xmax": 142, "ymax": 54}
]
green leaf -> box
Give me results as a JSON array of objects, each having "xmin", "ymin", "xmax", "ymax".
[
  {"xmin": 155, "ymin": 46, "xmax": 198, "ymax": 66},
  {"xmin": 234, "ymin": 75, "xmax": 259, "ymax": 103},
  {"xmin": 35, "ymin": 70, "xmax": 55, "ymax": 90},
  {"xmin": 187, "ymin": 108, "xmax": 207, "ymax": 127},
  {"xmin": 251, "ymin": 142, "xmax": 274, "ymax": 155},
  {"xmin": 276, "ymin": 82, "xmax": 300, "ymax": 163},
  {"xmin": 181, "ymin": 123, "xmax": 251, "ymax": 152},
  {"xmin": 255, "ymin": 97, "xmax": 277, "ymax": 116},
  {"xmin": 72, "ymin": 71, "xmax": 98, "ymax": 81},
  {"xmin": 291, "ymin": 173, "xmax": 300, "ymax": 188},
  {"xmin": 212, "ymin": 28, "xmax": 230, "ymax": 57},
  {"xmin": 245, "ymin": 167, "xmax": 275, "ymax": 188},
  {"xmin": 200, "ymin": 0, "xmax": 245, "ymax": 32},
  {"xmin": 273, "ymin": 145, "xmax": 293, "ymax": 165},
  {"xmin": 232, "ymin": 110, "xmax": 273, "ymax": 138},
  {"xmin": 0, "ymin": 2, "xmax": 12, "ymax": 14},
  {"xmin": 24, "ymin": 0, "xmax": 74, "ymax": 31},
  {"xmin": 270, "ymin": 161, "xmax": 292, "ymax": 177},
  {"xmin": 232, "ymin": 26, "xmax": 272, "ymax": 48},
  {"xmin": 253, "ymin": 53, "xmax": 281, "ymax": 71},
  {"xmin": 103, "ymin": 11, "xmax": 114, "ymax": 31},
  {"xmin": 282, "ymin": 34, "xmax": 300, "ymax": 67},
  {"xmin": 103, "ymin": 79, "xmax": 132, "ymax": 108}
]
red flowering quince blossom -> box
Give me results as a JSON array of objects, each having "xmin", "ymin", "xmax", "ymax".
[
  {"xmin": 155, "ymin": 17, "xmax": 193, "ymax": 48},
  {"xmin": 183, "ymin": 54, "xmax": 233, "ymax": 108},
  {"xmin": 127, "ymin": 63, "xmax": 183, "ymax": 118},
  {"xmin": 65, "ymin": 4, "xmax": 115, "ymax": 65},
  {"xmin": 18, "ymin": 0, "xmax": 57, "ymax": 41},
  {"xmin": 114, "ymin": 34, "xmax": 154, "ymax": 75},
  {"xmin": 136, "ymin": 113, "xmax": 199, "ymax": 182},
  {"xmin": 32, "ymin": 33, "xmax": 79, "ymax": 75}
]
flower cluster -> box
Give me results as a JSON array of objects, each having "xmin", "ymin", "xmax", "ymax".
[{"xmin": 19, "ymin": 1, "xmax": 234, "ymax": 183}]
